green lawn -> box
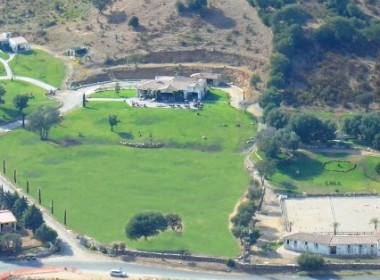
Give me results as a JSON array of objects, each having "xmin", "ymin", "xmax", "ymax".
[
  {"xmin": 269, "ymin": 150, "xmax": 380, "ymax": 194},
  {"xmin": 0, "ymin": 65, "xmax": 5, "ymax": 76},
  {"xmin": 9, "ymin": 49, "xmax": 65, "ymax": 88},
  {"xmin": 90, "ymin": 89, "xmax": 136, "ymax": 99},
  {"xmin": 0, "ymin": 80, "xmax": 59, "ymax": 124},
  {"xmin": 0, "ymin": 89, "xmax": 256, "ymax": 257},
  {"xmin": 0, "ymin": 51, "xmax": 9, "ymax": 60}
]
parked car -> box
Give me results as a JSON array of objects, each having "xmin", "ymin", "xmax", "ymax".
[
  {"xmin": 109, "ymin": 269, "xmax": 127, "ymax": 278},
  {"xmin": 25, "ymin": 254, "xmax": 37, "ymax": 261}
]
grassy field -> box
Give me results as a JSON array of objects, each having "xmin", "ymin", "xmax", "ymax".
[
  {"xmin": 0, "ymin": 89, "xmax": 256, "ymax": 256},
  {"xmin": 9, "ymin": 49, "xmax": 65, "ymax": 88},
  {"xmin": 0, "ymin": 80, "xmax": 58, "ymax": 124},
  {"xmin": 0, "ymin": 51, "xmax": 9, "ymax": 60},
  {"xmin": 90, "ymin": 89, "xmax": 136, "ymax": 99},
  {"xmin": 269, "ymin": 150, "xmax": 380, "ymax": 194}
]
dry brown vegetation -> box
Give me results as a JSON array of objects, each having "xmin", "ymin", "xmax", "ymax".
[{"xmin": 0, "ymin": 0, "xmax": 272, "ymax": 74}]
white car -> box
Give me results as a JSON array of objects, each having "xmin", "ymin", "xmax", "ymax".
[{"xmin": 109, "ymin": 269, "xmax": 127, "ymax": 278}]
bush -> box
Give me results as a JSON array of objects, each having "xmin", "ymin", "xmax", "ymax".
[
  {"xmin": 128, "ymin": 16, "xmax": 139, "ymax": 28},
  {"xmin": 376, "ymin": 162, "xmax": 380, "ymax": 175},
  {"xmin": 297, "ymin": 253, "xmax": 325, "ymax": 271},
  {"xmin": 176, "ymin": 1, "xmax": 187, "ymax": 14},
  {"xmin": 225, "ymin": 258, "xmax": 236, "ymax": 268},
  {"xmin": 34, "ymin": 223, "xmax": 58, "ymax": 243}
]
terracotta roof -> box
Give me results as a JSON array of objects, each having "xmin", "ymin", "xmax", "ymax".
[
  {"xmin": 285, "ymin": 232, "xmax": 380, "ymax": 246},
  {"xmin": 190, "ymin": 72, "xmax": 221, "ymax": 80},
  {"xmin": 0, "ymin": 210, "xmax": 17, "ymax": 224},
  {"xmin": 9, "ymin": 36, "xmax": 28, "ymax": 45}
]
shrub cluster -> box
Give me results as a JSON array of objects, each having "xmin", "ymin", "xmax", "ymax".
[
  {"xmin": 230, "ymin": 183, "xmax": 261, "ymax": 245},
  {"xmin": 176, "ymin": 0, "xmax": 208, "ymax": 15},
  {"xmin": 297, "ymin": 253, "xmax": 325, "ymax": 271}
]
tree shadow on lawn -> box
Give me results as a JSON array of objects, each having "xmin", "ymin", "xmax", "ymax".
[
  {"xmin": 117, "ymin": 132, "xmax": 133, "ymax": 139},
  {"xmin": 203, "ymin": 91, "xmax": 221, "ymax": 103},
  {"xmin": 317, "ymin": 151, "xmax": 352, "ymax": 158},
  {"xmin": 276, "ymin": 152, "xmax": 324, "ymax": 181}
]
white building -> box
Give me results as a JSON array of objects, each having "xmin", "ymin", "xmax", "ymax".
[
  {"xmin": 0, "ymin": 32, "xmax": 11, "ymax": 48},
  {"xmin": 137, "ymin": 76, "xmax": 207, "ymax": 101},
  {"xmin": 8, "ymin": 36, "xmax": 30, "ymax": 53},
  {"xmin": 284, "ymin": 232, "xmax": 380, "ymax": 256},
  {"xmin": 190, "ymin": 72, "xmax": 222, "ymax": 86}
]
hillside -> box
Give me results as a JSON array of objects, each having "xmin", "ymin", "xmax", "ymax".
[
  {"xmin": 0, "ymin": 0, "xmax": 272, "ymax": 84},
  {"xmin": 251, "ymin": 0, "xmax": 380, "ymax": 109}
]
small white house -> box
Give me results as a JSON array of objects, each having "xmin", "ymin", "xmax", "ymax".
[
  {"xmin": 284, "ymin": 232, "xmax": 380, "ymax": 256},
  {"xmin": 0, "ymin": 210, "xmax": 17, "ymax": 233},
  {"xmin": 8, "ymin": 36, "xmax": 30, "ymax": 53}
]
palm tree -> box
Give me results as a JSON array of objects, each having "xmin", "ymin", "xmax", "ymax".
[
  {"xmin": 13, "ymin": 94, "xmax": 29, "ymax": 127},
  {"xmin": 108, "ymin": 115, "xmax": 120, "ymax": 132},
  {"xmin": 332, "ymin": 222, "xmax": 340, "ymax": 235},
  {"xmin": 370, "ymin": 217, "xmax": 380, "ymax": 230}
]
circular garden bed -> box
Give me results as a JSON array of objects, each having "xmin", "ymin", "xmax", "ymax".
[{"xmin": 323, "ymin": 160, "xmax": 356, "ymax": 172}]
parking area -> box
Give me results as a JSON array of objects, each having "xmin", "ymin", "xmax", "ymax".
[{"xmin": 282, "ymin": 196, "xmax": 380, "ymax": 233}]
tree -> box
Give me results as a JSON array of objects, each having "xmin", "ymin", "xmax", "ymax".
[
  {"xmin": 289, "ymin": 113, "xmax": 336, "ymax": 143},
  {"xmin": 186, "ymin": 0, "xmax": 207, "ymax": 12},
  {"xmin": 165, "ymin": 213, "xmax": 183, "ymax": 231},
  {"xmin": 35, "ymin": 223, "xmax": 58, "ymax": 243},
  {"xmin": 27, "ymin": 106, "xmax": 62, "ymax": 140},
  {"xmin": 115, "ymin": 83, "xmax": 121, "ymax": 95},
  {"xmin": 176, "ymin": 1, "xmax": 187, "ymax": 14},
  {"xmin": 125, "ymin": 212, "xmax": 168, "ymax": 240},
  {"xmin": 258, "ymin": 88, "xmax": 282, "ymax": 110},
  {"xmin": 255, "ymin": 160, "xmax": 276, "ymax": 185},
  {"xmin": 128, "ymin": 16, "xmax": 139, "ymax": 28},
  {"xmin": 255, "ymin": 128, "xmax": 280, "ymax": 158},
  {"xmin": 274, "ymin": 129, "xmax": 300, "ymax": 152},
  {"xmin": 297, "ymin": 253, "xmax": 325, "ymax": 271},
  {"xmin": 82, "ymin": 94, "xmax": 86, "ymax": 108},
  {"xmin": 250, "ymin": 74, "xmax": 262, "ymax": 89},
  {"xmin": 373, "ymin": 133, "xmax": 380, "ymax": 150},
  {"xmin": 370, "ymin": 217, "xmax": 380, "ymax": 230},
  {"xmin": 13, "ymin": 94, "xmax": 30, "ymax": 128},
  {"xmin": 23, "ymin": 204, "xmax": 44, "ymax": 232},
  {"xmin": 12, "ymin": 196, "xmax": 28, "ymax": 221},
  {"xmin": 0, "ymin": 85, "xmax": 5, "ymax": 105},
  {"xmin": 1, "ymin": 233, "xmax": 22, "ymax": 255},
  {"xmin": 91, "ymin": 0, "xmax": 114, "ymax": 13},
  {"xmin": 108, "ymin": 115, "xmax": 120, "ymax": 132},
  {"xmin": 269, "ymin": 53, "xmax": 291, "ymax": 78},
  {"xmin": 332, "ymin": 221, "xmax": 339, "ymax": 235},
  {"xmin": 265, "ymin": 108, "xmax": 289, "ymax": 129}
]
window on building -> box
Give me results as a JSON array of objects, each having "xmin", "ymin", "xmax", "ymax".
[
  {"xmin": 315, "ymin": 243, "xmax": 319, "ymax": 247},
  {"xmin": 305, "ymin": 242, "xmax": 308, "ymax": 245},
  {"xmin": 287, "ymin": 239, "xmax": 289, "ymax": 245}
]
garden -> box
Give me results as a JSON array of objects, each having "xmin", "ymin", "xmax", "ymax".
[
  {"xmin": 269, "ymin": 150, "xmax": 380, "ymax": 194},
  {"xmin": 0, "ymin": 89, "xmax": 257, "ymax": 257}
]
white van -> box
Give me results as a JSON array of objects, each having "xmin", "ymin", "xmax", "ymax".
[{"xmin": 109, "ymin": 269, "xmax": 127, "ymax": 277}]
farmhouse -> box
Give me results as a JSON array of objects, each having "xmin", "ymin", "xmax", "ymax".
[
  {"xmin": 0, "ymin": 210, "xmax": 17, "ymax": 233},
  {"xmin": 8, "ymin": 36, "xmax": 30, "ymax": 53},
  {"xmin": 284, "ymin": 232, "xmax": 380, "ymax": 256},
  {"xmin": 190, "ymin": 72, "xmax": 223, "ymax": 86},
  {"xmin": 137, "ymin": 76, "xmax": 207, "ymax": 101}
]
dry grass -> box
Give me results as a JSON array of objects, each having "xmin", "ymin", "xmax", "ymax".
[{"xmin": 1, "ymin": 0, "xmax": 272, "ymax": 69}]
